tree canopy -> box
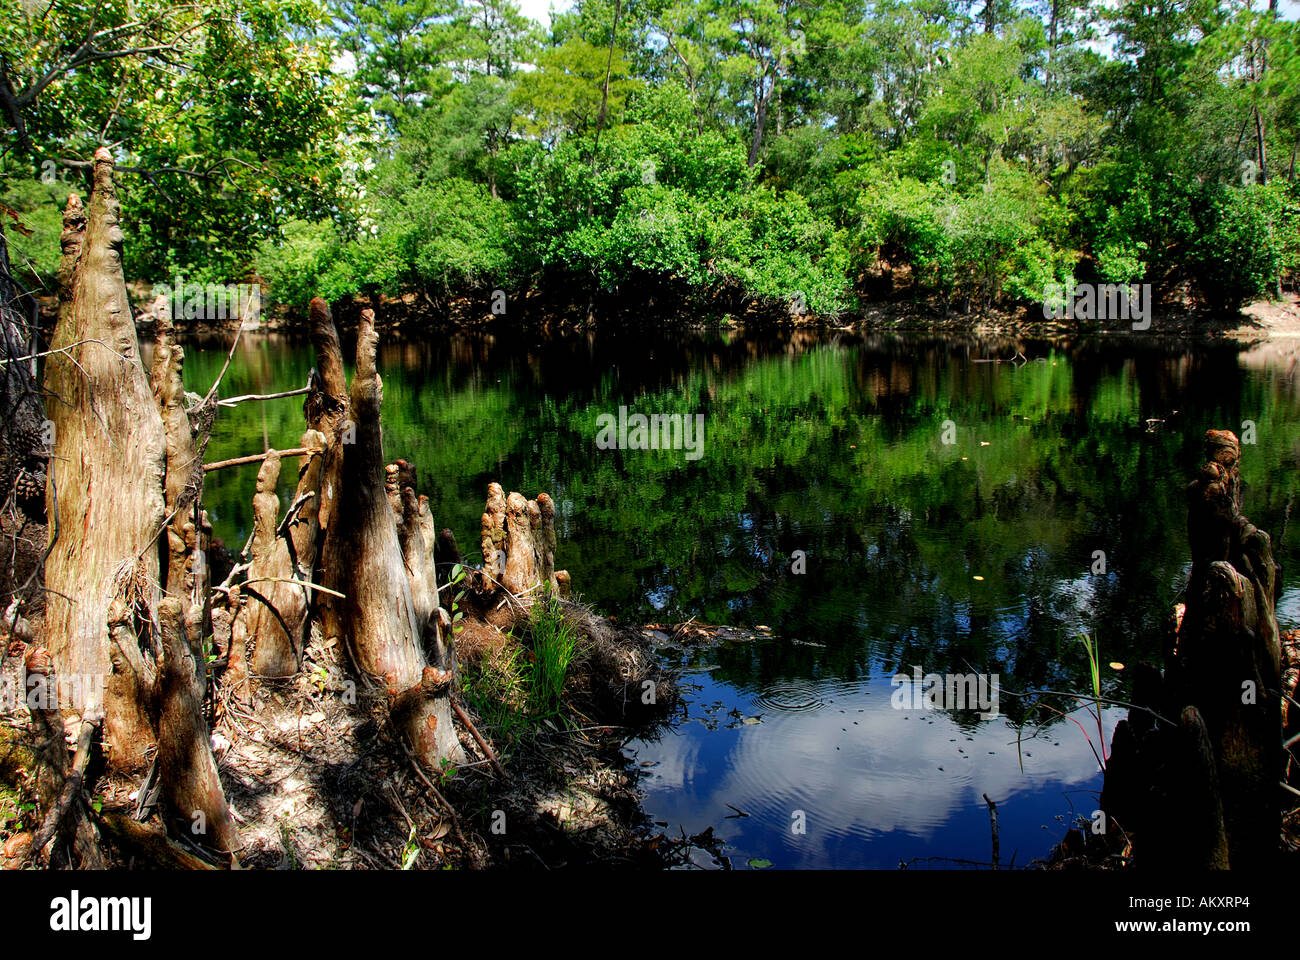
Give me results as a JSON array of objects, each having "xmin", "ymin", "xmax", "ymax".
[{"xmin": 4, "ymin": 0, "xmax": 1298, "ymax": 318}]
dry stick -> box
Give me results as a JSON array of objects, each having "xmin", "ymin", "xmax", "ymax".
[
  {"xmin": 133, "ymin": 501, "xmax": 188, "ymax": 565},
  {"xmin": 240, "ymin": 576, "xmax": 344, "ymax": 599},
  {"xmin": 273, "ymin": 491, "xmax": 318, "ymax": 656},
  {"xmin": 217, "ymin": 386, "xmax": 312, "ymax": 408},
  {"xmin": 901, "ymin": 855, "xmax": 1004, "ymax": 870},
  {"xmin": 24, "ymin": 715, "xmax": 100, "ymax": 866},
  {"xmin": 134, "ymin": 756, "xmax": 161, "ymax": 821},
  {"xmin": 972, "ymin": 350, "xmax": 1028, "ymax": 364},
  {"xmin": 462, "ymin": 566, "xmax": 536, "ymax": 619},
  {"xmin": 1020, "ymin": 697, "xmax": 1106, "ymax": 773},
  {"xmin": 275, "ymin": 491, "xmax": 315, "ymax": 585},
  {"xmin": 200, "ymin": 325, "xmax": 243, "ymax": 408},
  {"xmin": 0, "ymin": 337, "xmax": 127, "ymax": 366},
  {"xmin": 450, "ymin": 697, "xmax": 508, "ymax": 779},
  {"xmin": 202, "ymin": 447, "xmax": 310, "ymax": 472},
  {"xmin": 396, "ymin": 735, "xmax": 465, "ymax": 847},
  {"xmin": 982, "ymin": 792, "xmax": 1000, "ymax": 870},
  {"xmin": 1005, "ymin": 685, "xmax": 1177, "ymax": 728},
  {"xmin": 216, "ymin": 558, "xmax": 252, "ymax": 593},
  {"xmin": 669, "ymin": 615, "xmax": 697, "ymax": 642},
  {"xmin": 388, "ymin": 781, "xmax": 416, "ymax": 835}
]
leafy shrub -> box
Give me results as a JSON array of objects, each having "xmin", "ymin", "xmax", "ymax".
[{"xmin": 1190, "ymin": 184, "xmax": 1286, "ymax": 311}]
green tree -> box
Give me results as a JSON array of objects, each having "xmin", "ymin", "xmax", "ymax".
[
  {"xmin": 333, "ymin": 0, "xmax": 460, "ymax": 126},
  {"xmin": 0, "ymin": 0, "xmax": 358, "ymax": 281}
]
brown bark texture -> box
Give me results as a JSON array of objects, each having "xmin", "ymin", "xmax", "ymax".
[
  {"xmin": 470, "ymin": 483, "xmax": 569, "ymax": 629},
  {"xmin": 43, "ymin": 149, "xmax": 166, "ymax": 770},
  {"xmin": 35, "ymin": 151, "xmax": 237, "ymax": 861},
  {"xmin": 318, "ymin": 308, "xmax": 463, "ymax": 766},
  {"xmin": 1101, "ymin": 429, "xmax": 1283, "ymax": 869},
  {"xmin": 156, "ymin": 597, "xmax": 240, "ymax": 853}
]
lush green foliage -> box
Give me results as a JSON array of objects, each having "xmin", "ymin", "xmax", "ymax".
[
  {"xmin": 260, "ymin": 0, "xmax": 1300, "ymax": 317},
  {"xmin": 6, "ymin": 0, "xmax": 1299, "ymax": 317},
  {"xmin": 0, "ymin": 0, "xmax": 362, "ymax": 281}
]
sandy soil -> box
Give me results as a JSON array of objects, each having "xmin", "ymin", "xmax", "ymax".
[{"xmin": 1234, "ymin": 293, "xmax": 1300, "ymax": 340}]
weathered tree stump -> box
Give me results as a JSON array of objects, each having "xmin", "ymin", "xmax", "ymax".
[
  {"xmin": 318, "ymin": 308, "xmax": 463, "ymax": 766},
  {"xmin": 35, "ymin": 150, "xmax": 239, "ymax": 864},
  {"xmin": 227, "ymin": 451, "xmax": 283, "ymax": 685},
  {"xmin": 1101, "ymin": 429, "xmax": 1283, "ymax": 869},
  {"xmin": 150, "ymin": 310, "xmax": 212, "ymax": 602},
  {"xmin": 43, "ymin": 149, "xmax": 167, "ymax": 771},
  {"xmin": 230, "ymin": 298, "xmax": 349, "ymax": 680},
  {"xmin": 156, "ymin": 598, "xmax": 239, "ymax": 854},
  {"xmin": 469, "ymin": 483, "xmax": 569, "ymax": 628}
]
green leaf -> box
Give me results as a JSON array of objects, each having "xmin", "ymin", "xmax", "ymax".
[{"xmin": 402, "ymin": 826, "xmax": 420, "ymax": 870}]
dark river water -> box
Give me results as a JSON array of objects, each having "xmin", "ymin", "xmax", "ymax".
[{"xmin": 181, "ymin": 328, "xmax": 1300, "ymax": 869}]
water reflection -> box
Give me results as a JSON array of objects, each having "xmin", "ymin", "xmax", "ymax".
[
  {"xmin": 179, "ymin": 328, "xmax": 1300, "ymax": 867},
  {"xmin": 634, "ymin": 668, "xmax": 1119, "ymax": 869}
]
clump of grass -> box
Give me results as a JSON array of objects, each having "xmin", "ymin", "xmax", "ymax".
[
  {"xmin": 461, "ymin": 643, "xmax": 530, "ymax": 744},
  {"xmin": 458, "ymin": 590, "xmax": 585, "ymax": 744},
  {"xmin": 526, "ymin": 590, "xmax": 580, "ymax": 718},
  {"xmin": 278, "ymin": 822, "xmax": 301, "ymax": 870},
  {"xmin": 1074, "ymin": 631, "xmax": 1108, "ymax": 769},
  {"xmin": 1021, "ymin": 630, "xmax": 1110, "ymax": 773}
]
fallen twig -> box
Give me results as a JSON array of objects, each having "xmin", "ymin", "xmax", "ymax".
[
  {"xmin": 240, "ymin": 576, "xmax": 344, "ymax": 599},
  {"xmin": 451, "ymin": 697, "xmax": 508, "ymax": 779},
  {"xmin": 0, "ymin": 338, "xmax": 128, "ymax": 366},
  {"xmin": 200, "ymin": 326, "xmax": 244, "ymax": 407},
  {"xmin": 396, "ymin": 735, "xmax": 466, "ymax": 848},
  {"xmin": 670, "ymin": 616, "xmax": 697, "ymax": 641},
  {"xmin": 982, "ymin": 792, "xmax": 1000, "ymax": 870},
  {"xmin": 25, "ymin": 714, "xmax": 100, "ymax": 866}
]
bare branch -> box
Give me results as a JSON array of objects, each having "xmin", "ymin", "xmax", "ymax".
[
  {"xmin": 202, "ymin": 447, "xmax": 311, "ymax": 472},
  {"xmin": 218, "ymin": 386, "xmax": 311, "ymax": 407},
  {"xmin": 0, "ymin": 337, "xmax": 129, "ymax": 367},
  {"xmin": 240, "ymin": 576, "xmax": 345, "ymax": 599}
]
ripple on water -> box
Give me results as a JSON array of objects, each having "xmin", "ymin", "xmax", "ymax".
[{"xmin": 755, "ymin": 679, "xmax": 828, "ymax": 713}]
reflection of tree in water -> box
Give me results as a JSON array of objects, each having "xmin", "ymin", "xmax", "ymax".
[{"xmin": 185, "ymin": 330, "xmax": 1300, "ymax": 720}]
